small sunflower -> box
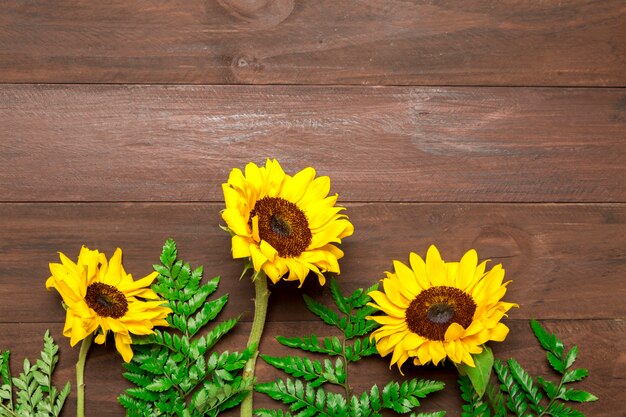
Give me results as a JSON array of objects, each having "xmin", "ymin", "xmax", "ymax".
[
  {"xmin": 368, "ymin": 245, "xmax": 517, "ymax": 372},
  {"xmin": 46, "ymin": 246, "xmax": 171, "ymax": 362},
  {"xmin": 221, "ymin": 159, "xmax": 354, "ymax": 286}
]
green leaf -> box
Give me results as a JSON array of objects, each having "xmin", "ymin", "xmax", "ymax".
[
  {"xmin": 562, "ymin": 368, "xmax": 589, "ymax": 384},
  {"xmin": 547, "ymin": 352, "xmax": 566, "ymax": 374},
  {"xmin": 329, "ymin": 278, "xmax": 351, "ymax": 315},
  {"xmin": 493, "ymin": 360, "xmax": 532, "ymax": 417},
  {"xmin": 260, "ymin": 355, "xmax": 345, "ymax": 387},
  {"xmin": 276, "ymin": 335, "xmax": 343, "ymax": 356},
  {"xmin": 563, "ymin": 346, "xmax": 578, "ymax": 369},
  {"xmin": 255, "ymin": 379, "xmax": 331, "ymax": 416},
  {"xmin": 507, "ymin": 359, "xmax": 543, "ymax": 414},
  {"xmin": 254, "ymin": 409, "xmax": 294, "ymax": 417},
  {"xmin": 457, "ymin": 345, "xmax": 493, "ymax": 398},
  {"xmin": 562, "ymin": 389, "xmax": 598, "ymax": 403},
  {"xmin": 303, "ymin": 294, "xmax": 340, "ymax": 327},
  {"xmin": 530, "ymin": 319, "xmax": 564, "ymax": 357},
  {"xmin": 537, "ymin": 377, "xmax": 561, "ymax": 400}
]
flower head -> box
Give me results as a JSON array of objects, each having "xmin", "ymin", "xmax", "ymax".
[
  {"xmin": 221, "ymin": 159, "xmax": 354, "ymax": 286},
  {"xmin": 46, "ymin": 246, "xmax": 171, "ymax": 362},
  {"xmin": 368, "ymin": 245, "xmax": 517, "ymax": 372}
]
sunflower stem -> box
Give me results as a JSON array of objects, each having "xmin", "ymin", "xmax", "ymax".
[
  {"xmin": 240, "ymin": 270, "xmax": 270, "ymax": 417},
  {"xmin": 76, "ymin": 332, "xmax": 94, "ymax": 417}
]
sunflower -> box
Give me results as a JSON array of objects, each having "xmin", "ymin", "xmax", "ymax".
[
  {"xmin": 368, "ymin": 245, "xmax": 517, "ymax": 372},
  {"xmin": 221, "ymin": 159, "xmax": 354, "ymax": 286},
  {"xmin": 46, "ymin": 246, "xmax": 171, "ymax": 362}
]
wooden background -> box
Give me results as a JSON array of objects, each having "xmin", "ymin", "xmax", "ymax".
[{"xmin": 0, "ymin": 1, "xmax": 624, "ymax": 416}]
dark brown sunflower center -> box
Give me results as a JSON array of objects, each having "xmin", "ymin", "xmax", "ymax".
[
  {"xmin": 405, "ymin": 286, "xmax": 476, "ymax": 341},
  {"xmin": 85, "ymin": 282, "xmax": 128, "ymax": 319},
  {"xmin": 250, "ymin": 196, "xmax": 312, "ymax": 257}
]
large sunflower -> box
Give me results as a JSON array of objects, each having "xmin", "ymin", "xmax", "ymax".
[
  {"xmin": 221, "ymin": 159, "xmax": 354, "ymax": 286},
  {"xmin": 46, "ymin": 246, "xmax": 171, "ymax": 362},
  {"xmin": 368, "ymin": 245, "xmax": 517, "ymax": 372}
]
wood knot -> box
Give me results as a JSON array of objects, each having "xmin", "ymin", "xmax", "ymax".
[
  {"xmin": 217, "ymin": 0, "xmax": 294, "ymax": 26},
  {"xmin": 231, "ymin": 53, "xmax": 265, "ymax": 80}
]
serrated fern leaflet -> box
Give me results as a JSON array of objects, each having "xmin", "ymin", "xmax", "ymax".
[
  {"xmin": 256, "ymin": 278, "xmax": 445, "ymax": 416},
  {"xmin": 119, "ymin": 239, "xmax": 254, "ymax": 417}
]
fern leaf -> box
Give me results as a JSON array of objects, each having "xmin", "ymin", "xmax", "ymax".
[
  {"xmin": 276, "ymin": 335, "xmax": 343, "ymax": 356},
  {"xmin": 493, "ymin": 360, "xmax": 533, "ymax": 417},
  {"xmin": 329, "ymin": 279, "xmax": 351, "ymax": 315},
  {"xmin": 507, "ymin": 359, "xmax": 543, "ymax": 414},
  {"xmin": 530, "ymin": 319, "xmax": 564, "ymax": 358},
  {"xmin": 254, "ymin": 409, "xmax": 294, "ymax": 417},
  {"xmin": 255, "ymin": 378, "xmax": 332, "ymax": 417},
  {"xmin": 303, "ymin": 295, "xmax": 340, "ymax": 327}
]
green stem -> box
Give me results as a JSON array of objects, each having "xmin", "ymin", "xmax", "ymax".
[
  {"xmin": 240, "ymin": 270, "xmax": 270, "ymax": 417},
  {"xmin": 76, "ymin": 333, "xmax": 94, "ymax": 417}
]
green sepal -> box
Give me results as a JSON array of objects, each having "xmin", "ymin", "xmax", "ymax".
[{"xmin": 456, "ymin": 345, "xmax": 494, "ymax": 398}]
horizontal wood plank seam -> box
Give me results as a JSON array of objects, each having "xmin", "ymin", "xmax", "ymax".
[{"xmin": 1, "ymin": 82, "xmax": 625, "ymax": 89}]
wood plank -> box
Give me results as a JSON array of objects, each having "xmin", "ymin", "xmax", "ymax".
[
  {"xmin": 1, "ymin": 203, "xmax": 624, "ymax": 322},
  {"xmin": 0, "ymin": 319, "xmax": 620, "ymax": 416},
  {"xmin": 0, "ymin": 1, "xmax": 624, "ymax": 85},
  {"xmin": 1, "ymin": 85, "xmax": 624, "ymax": 203}
]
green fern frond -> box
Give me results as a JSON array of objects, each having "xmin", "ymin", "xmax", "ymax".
[
  {"xmin": 119, "ymin": 239, "xmax": 250, "ymax": 417},
  {"xmin": 257, "ymin": 278, "xmax": 445, "ymax": 417},
  {"xmin": 0, "ymin": 331, "xmax": 70, "ymax": 417}
]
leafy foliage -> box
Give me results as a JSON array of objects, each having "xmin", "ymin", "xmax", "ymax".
[
  {"xmin": 460, "ymin": 319, "xmax": 597, "ymax": 416},
  {"xmin": 0, "ymin": 331, "xmax": 70, "ymax": 417},
  {"xmin": 256, "ymin": 279, "xmax": 445, "ymax": 417},
  {"xmin": 119, "ymin": 239, "xmax": 255, "ymax": 417}
]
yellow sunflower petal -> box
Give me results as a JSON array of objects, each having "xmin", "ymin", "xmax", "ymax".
[
  {"xmin": 115, "ymin": 331, "xmax": 134, "ymax": 363},
  {"xmin": 382, "ymin": 277, "xmax": 412, "ymax": 308},
  {"xmin": 444, "ymin": 322, "xmax": 466, "ymax": 341},
  {"xmin": 429, "ymin": 342, "xmax": 447, "ymax": 365},
  {"xmin": 282, "ymin": 167, "xmax": 316, "ymax": 203},
  {"xmin": 457, "ymin": 249, "xmax": 478, "ymax": 289},
  {"xmin": 392, "ymin": 260, "xmax": 421, "ymax": 298},
  {"xmin": 489, "ymin": 323, "xmax": 510, "ymax": 341},
  {"xmin": 425, "ymin": 245, "xmax": 446, "ymax": 287},
  {"xmin": 232, "ymin": 235, "xmax": 252, "ymax": 259},
  {"xmin": 368, "ymin": 291, "xmax": 406, "ymax": 318},
  {"xmin": 222, "ymin": 208, "xmax": 250, "ymax": 236},
  {"xmin": 409, "ymin": 252, "xmax": 430, "ymax": 290},
  {"xmin": 403, "ymin": 332, "xmax": 426, "ymax": 350},
  {"xmin": 95, "ymin": 332, "xmax": 107, "ymax": 344},
  {"xmin": 366, "ymin": 315, "xmax": 405, "ymax": 325}
]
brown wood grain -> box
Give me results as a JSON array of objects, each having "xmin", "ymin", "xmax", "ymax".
[
  {"xmin": 1, "ymin": 202, "xmax": 624, "ymax": 322},
  {"xmin": 0, "ymin": 319, "xmax": 620, "ymax": 417},
  {"xmin": 0, "ymin": 1, "xmax": 624, "ymax": 86},
  {"xmin": 1, "ymin": 85, "xmax": 625, "ymax": 203}
]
